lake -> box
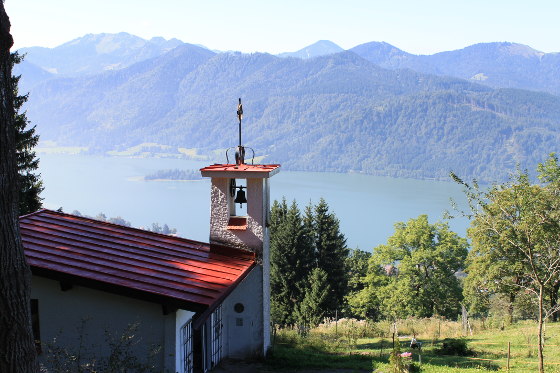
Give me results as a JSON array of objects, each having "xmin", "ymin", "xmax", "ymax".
[{"xmin": 37, "ymin": 154, "xmax": 470, "ymax": 250}]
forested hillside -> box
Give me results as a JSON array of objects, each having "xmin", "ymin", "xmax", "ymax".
[{"xmin": 19, "ymin": 38, "xmax": 560, "ymax": 182}]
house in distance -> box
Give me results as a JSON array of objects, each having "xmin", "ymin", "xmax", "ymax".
[{"xmin": 20, "ymin": 100, "xmax": 280, "ymax": 373}]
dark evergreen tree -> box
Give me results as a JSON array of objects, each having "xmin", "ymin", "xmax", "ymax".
[
  {"xmin": 269, "ymin": 198, "xmax": 288, "ymax": 239},
  {"xmin": 312, "ymin": 198, "xmax": 348, "ymax": 317},
  {"xmin": 298, "ymin": 201, "xmax": 316, "ymax": 280},
  {"xmin": 270, "ymin": 198, "xmax": 349, "ymax": 325},
  {"xmin": 12, "ymin": 52, "xmax": 43, "ymax": 215},
  {"xmin": 294, "ymin": 268, "xmax": 330, "ymax": 331},
  {"xmin": 270, "ymin": 199, "xmax": 315, "ymax": 326}
]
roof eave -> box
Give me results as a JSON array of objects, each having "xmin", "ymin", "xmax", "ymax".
[
  {"xmin": 31, "ymin": 266, "xmax": 208, "ymax": 314},
  {"xmin": 192, "ymin": 261, "xmax": 257, "ymax": 329}
]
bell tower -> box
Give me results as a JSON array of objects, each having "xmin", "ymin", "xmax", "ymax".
[
  {"xmin": 200, "ymin": 98, "xmax": 280, "ymax": 254},
  {"xmin": 200, "ymin": 99, "xmax": 280, "ymax": 356}
]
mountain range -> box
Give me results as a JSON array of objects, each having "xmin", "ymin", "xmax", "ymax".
[
  {"xmin": 14, "ymin": 33, "xmax": 560, "ymax": 182},
  {"xmin": 278, "ymin": 40, "xmax": 344, "ymax": 59},
  {"xmin": 350, "ymin": 41, "xmax": 560, "ymax": 96}
]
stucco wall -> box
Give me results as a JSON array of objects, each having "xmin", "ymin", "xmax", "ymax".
[
  {"xmin": 222, "ymin": 267, "xmax": 264, "ymax": 359},
  {"xmin": 209, "ymin": 177, "xmax": 265, "ymax": 255},
  {"xmin": 31, "ymin": 275, "xmax": 176, "ymax": 372},
  {"xmin": 207, "ymin": 174, "xmax": 273, "ymax": 358}
]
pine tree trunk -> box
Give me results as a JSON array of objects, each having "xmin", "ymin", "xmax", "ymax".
[{"xmin": 0, "ymin": 4, "xmax": 38, "ymax": 372}]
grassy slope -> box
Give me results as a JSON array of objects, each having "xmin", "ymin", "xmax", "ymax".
[{"xmin": 267, "ymin": 320, "xmax": 560, "ymax": 372}]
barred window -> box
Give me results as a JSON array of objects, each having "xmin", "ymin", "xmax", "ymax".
[
  {"xmin": 210, "ymin": 305, "xmax": 223, "ymax": 368},
  {"xmin": 181, "ymin": 320, "xmax": 193, "ymax": 373}
]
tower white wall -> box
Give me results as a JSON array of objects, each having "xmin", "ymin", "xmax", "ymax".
[{"xmin": 207, "ymin": 174, "xmax": 272, "ymax": 356}]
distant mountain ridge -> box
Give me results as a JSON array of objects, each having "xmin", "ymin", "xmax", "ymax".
[
  {"xmin": 350, "ymin": 41, "xmax": 560, "ymax": 95},
  {"xmin": 277, "ymin": 40, "xmax": 344, "ymax": 59},
  {"xmin": 16, "ymin": 34, "xmax": 560, "ymax": 96},
  {"xmin": 16, "ymin": 32, "xmax": 183, "ymax": 89},
  {"xmin": 21, "ymin": 38, "xmax": 560, "ymax": 182}
]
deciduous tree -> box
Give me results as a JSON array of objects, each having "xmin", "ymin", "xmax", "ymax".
[
  {"xmin": 346, "ymin": 255, "xmax": 388, "ymax": 320},
  {"xmin": 453, "ymin": 156, "xmax": 560, "ymax": 372},
  {"xmin": 356, "ymin": 215, "xmax": 467, "ymax": 320}
]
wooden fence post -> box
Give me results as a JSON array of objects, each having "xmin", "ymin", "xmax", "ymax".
[
  {"xmin": 335, "ymin": 309, "xmax": 338, "ymax": 337},
  {"xmin": 507, "ymin": 341, "xmax": 511, "ymax": 372}
]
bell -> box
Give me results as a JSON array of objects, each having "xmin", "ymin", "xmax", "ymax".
[{"xmin": 234, "ymin": 186, "xmax": 247, "ymax": 207}]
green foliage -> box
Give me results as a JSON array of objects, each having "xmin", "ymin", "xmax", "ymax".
[
  {"xmin": 388, "ymin": 338, "xmax": 407, "ymax": 373},
  {"xmin": 312, "ymin": 198, "xmax": 349, "ymax": 317},
  {"xmin": 270, "ymin": 319, "xmax": 560, "ymax": 372},
  {"xmin": 536, "ymin": 152, "xmax": 560, "ymax": 183},
  {"xmin": 345, "ymin": 248, "xmax": 372, "ymax": 295},
  {"xmin": 454, "ymin": 154, "xmax": 560, "ymax": 372},
  {"xmin": 13, "ymin": 52, "xmax": 43, "ymax": 215},
  {"xmin": 346, "ymin": 259, "xmax": 388, "ymax": 320},
  {"xmin": 294, "ymin": 268, "xmax": 330, "ymax": 333},
  {"xmin": 435, "ymin": 338, "xmax": 473, "ymax": 357},
  {"xmin": 270, "ymin": 198, "xmax": 348, "ymax": 327},
  {"xmin": 344, "ymin": 248, "xmax": 373, "ymax": 318},
  {"xmin": 459, "ymin": 156, "xmax": 560, "ymax": 317},
  {"xmin": 348, "ymin": 215, "xmax": 468, "ymax": 320},
  {"xmin": 270, "ymin": 199, "xmax": 315, "ymax": 326}
]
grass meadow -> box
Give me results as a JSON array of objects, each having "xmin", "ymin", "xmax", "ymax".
[{"xmin": 267, "ymin": 318, "xmax": 560, "ymax": 372}]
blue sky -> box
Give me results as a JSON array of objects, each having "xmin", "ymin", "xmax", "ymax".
[{"xmin": 5, "ymin": 0, "xmax": 560, "ymax": 55}]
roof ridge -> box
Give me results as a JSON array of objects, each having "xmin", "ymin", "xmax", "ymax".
[{"xmin": 23, "ymin": 209, "xmax": 231, "ymax": 252}]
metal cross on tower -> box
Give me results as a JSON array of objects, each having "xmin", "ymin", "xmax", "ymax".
[{"xmin": 235, "ymin": 98, "xmax": 245, "ymax": 164}]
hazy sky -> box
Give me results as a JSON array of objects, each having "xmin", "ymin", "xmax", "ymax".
[{"xmin": 5, "ymin": 0, "xmax": 560, "ymax": 55}]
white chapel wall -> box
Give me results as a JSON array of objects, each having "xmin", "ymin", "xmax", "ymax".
[
  {"xmin": 221, "ymin": 266, "xmax": 266, "ymax": 359},
  {"xmin": 31, "ymin": 275, "xmax": 176, "ymax": 372}
]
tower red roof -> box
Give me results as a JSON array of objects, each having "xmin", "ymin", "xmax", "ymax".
[{"xmin": 200, "ymin": 163, "xmax": 280, "ymax": 178}]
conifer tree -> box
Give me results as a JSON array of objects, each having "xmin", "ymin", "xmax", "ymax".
[
  {"xmin": 12, "ymin": 52, "xmax": 43, "ymax": 215},
  {"xmin": 270, "ymin": 199, "xmax": 314, "ymax": 326},
  {"xmin": 295, "ymin": 268, "xmax": 330, "ymax": 332},
  {"xmin": 269, "ymin": 198, "xmax": 288, "ymax": 239},
  {"xmin": 299, "ymin": 201, "xmax": 316, "ymax": 275},
  {"xmin": 313, "ymin": 198, "xmax": 348, "ymax": 316}
]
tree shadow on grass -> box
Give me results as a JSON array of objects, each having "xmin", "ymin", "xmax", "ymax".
[
  {"xmin": 422, "ymin": 355, "xmax": 501, "ymax": 371},
  {"xmin": 267, "ymin": 343, "xmax": 372, "ymax": 371},
  {"xmin": 357, "ymin": 341, "xmax": 501, "ymax": 371}
]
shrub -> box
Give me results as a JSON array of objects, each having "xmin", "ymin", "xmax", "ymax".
[{"xmin": 435, "ymin": 338, "xmax": 473, "ymax": 356}]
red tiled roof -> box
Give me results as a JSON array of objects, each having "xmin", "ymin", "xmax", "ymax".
[
  {"xmin": 200, "ymin": 163, "xmax": 280, "ymax": 178},
  {"xmin": 20, "ymin": 209, "xmax": 255, "ymax": 312}
]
